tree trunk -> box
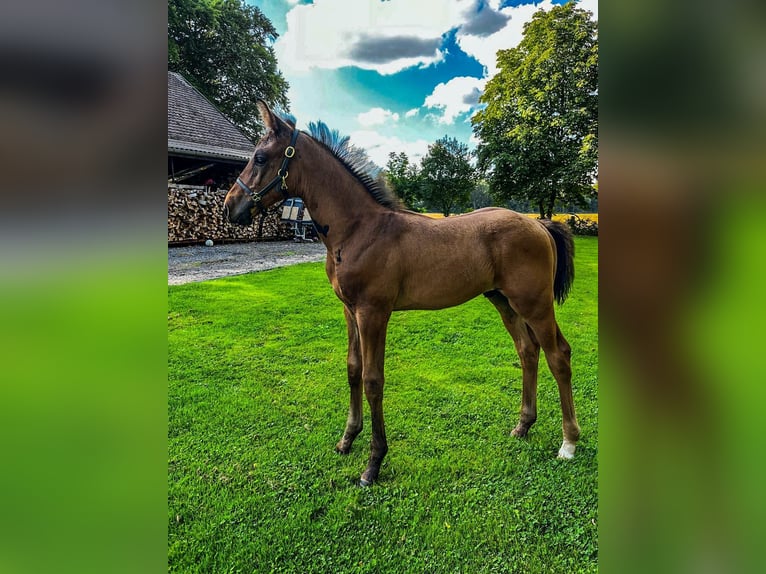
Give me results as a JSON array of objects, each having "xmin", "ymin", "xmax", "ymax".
[{"xmin": 545, "ymin": 191, "xmax": 556, "ymax": 219}]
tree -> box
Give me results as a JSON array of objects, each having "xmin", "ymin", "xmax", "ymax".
[
  {"xmin": 471, "ymin": 3, "xmax": 597, "ymax": 219},
  {"xmin": 470, "ymin": 180, "xmax": 493, "ymax": 210},
  {"xmin": 169, "ymin": 0, "xmax": 290, "ymax": 140},
  {"xmin": 418, "ymin": 136, "xmax": 475, "ymax": 217},
  {"xmin": 384, "ymin": 151, "xmax": 421, "ymax": 210}
]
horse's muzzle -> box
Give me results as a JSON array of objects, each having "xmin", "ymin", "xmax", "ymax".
[{"xmin": 224, "ymin": 197, "xmax": 255, "ymax": 226}]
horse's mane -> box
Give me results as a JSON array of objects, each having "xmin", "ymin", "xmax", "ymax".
[{"xmin": 303, "ymin": 120, "xmax": 403, "ymax": 210}]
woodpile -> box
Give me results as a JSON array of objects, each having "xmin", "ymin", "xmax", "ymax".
[{"xmin": 168, "ymin": 185, "xmax": 294, "ymax": 244}]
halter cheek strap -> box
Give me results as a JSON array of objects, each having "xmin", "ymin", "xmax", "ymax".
[{"xmin": 236, "ymin": 126, "xmax": 300, "ymax": 212}]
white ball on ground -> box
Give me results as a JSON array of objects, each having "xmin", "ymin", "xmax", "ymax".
[{"xmin": 204, "ymin": 239, "xmax": 214, "ymax": 246}]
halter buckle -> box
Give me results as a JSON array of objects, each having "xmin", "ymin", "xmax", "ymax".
[{"xmin": 284, "ymin": 146, "xmax": 295, "ymax": 159}]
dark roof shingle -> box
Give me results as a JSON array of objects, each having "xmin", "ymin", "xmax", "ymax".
[{"xmin": 168, "ymin": 72, "xmax": 254, "ymax": 162}]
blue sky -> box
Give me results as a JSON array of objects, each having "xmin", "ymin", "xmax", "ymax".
[{"xmin": 248, "ymin": 0, "xmax": 597, "ymax": 167}]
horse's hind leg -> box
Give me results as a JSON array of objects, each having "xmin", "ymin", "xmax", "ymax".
[
  {"xmin": 336, "ymin": 305, "xmax": 363, "ymax": 454},
  {"xmin": 485, "ymin": 291, "xmax": 541, "ymax": 438},
  {"xmin": 525, "ymin": 311, "xmax": 581, "ymax": 459}
]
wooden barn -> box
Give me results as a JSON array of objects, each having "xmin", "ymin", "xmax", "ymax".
[{"xmin": 167, "ymin": 71, "xmax": 253, "ymax": 187}]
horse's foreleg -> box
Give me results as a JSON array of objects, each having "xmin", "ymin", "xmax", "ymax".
[
  {"xmin": 528, "ymin": 315, "xmax": 580, "ymax": 459},
  {"xmin": 355, "ymin": 306, "xmax": 390, "ymax": 486},
  {"xmin": 336, "ymin": 305, "xmax": 363, "ymax": 454},
  {"xmin": 486, "ymin": 291, "xmax": 541, "ymax": 437}
]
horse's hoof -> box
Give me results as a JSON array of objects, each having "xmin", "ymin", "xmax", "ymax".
[
  {"xmin": 511, "ymin": 426, "xmax": 528, "ymax": 438},
  {"xmin": 557, "ymin": 440, "xmax": 576, "ymax": 459},
  {"xmin": 358, "ymin": 477, "xmax": 372, "ymax": 487}
]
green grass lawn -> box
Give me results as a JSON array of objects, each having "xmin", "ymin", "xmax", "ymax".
[{"xmin": 168, "ymin": 236, "xmax": 598, "ymax": 573}]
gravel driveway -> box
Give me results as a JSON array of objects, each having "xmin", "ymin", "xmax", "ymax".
[{"xmin": 168, "ymin": 241, "xmax": 326, "ymax": 285}]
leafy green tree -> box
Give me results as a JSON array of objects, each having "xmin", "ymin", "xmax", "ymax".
[
  {"xmin": 418, "ymin": 136, "xmax": 475, "ymax": 217},
  {"xmin": 169, "ymin": 0, "xmax": 290, "ymax": 140},
  {"xmin": 472, "ymin": 2, "xmax": 597, "ymax": 219},
  {"xmin": 384, "ymin": 151, "xmax": 421, "ymax": 209},
  {"xmin": 470, "ymin": 180, "xmax": 493, "ymax": 210}
]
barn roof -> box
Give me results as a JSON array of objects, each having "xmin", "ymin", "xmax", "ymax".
[{"xmin": 168, "ymin": 71, "xmax": 254, "ymax": 162}]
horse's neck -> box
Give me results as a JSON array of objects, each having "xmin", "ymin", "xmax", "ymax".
[{"xmin": 295, "ymin": 143, "xmax": 387, "ymax": 247}]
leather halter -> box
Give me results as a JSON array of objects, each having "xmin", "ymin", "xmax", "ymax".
[{"xmin": 235, "ymin": 126, "xmax": 300, "ymax": 213}]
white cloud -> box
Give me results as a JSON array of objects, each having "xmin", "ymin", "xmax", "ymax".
[
  {"xmin": 405, "ymin": 108, "xmax": 419, "ymax": 118},
  {"xmin": 357, "ymin": 107, "xmax": 400, "ymax": 127},
  {"xmin": 423, "ymin": 76, "xmax": 487, "ymax": 124},
  {"xmin": 276, "ymin": 0, "xmax": 476, "ymax": 75},
  {"xmin": 349, "ymin": 130, "xmax": 431, "ymax": 168}
]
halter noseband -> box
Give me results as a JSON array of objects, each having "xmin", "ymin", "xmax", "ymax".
[{"xmin": 235, "ymin": 126, "xmax": 300, "ymax": 213}]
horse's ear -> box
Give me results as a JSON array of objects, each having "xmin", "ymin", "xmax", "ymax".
[{"xmin": 256, "ymin": 99, "xmax": 280, "ymax": 134}]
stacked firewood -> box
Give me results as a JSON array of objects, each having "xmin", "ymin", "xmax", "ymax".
[{"xmin": 168, "ymin": 185, "xmax": 293, "ymax": 244}]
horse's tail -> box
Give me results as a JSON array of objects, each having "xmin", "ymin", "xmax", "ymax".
[{"xmin": 540, "ymin": 219, "xmax": 575, "ymax": 305}]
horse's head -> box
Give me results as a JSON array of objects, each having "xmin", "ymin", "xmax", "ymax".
[{"xmin": 224, "ymin": 100, "xmax": 299, "ymax": 226}]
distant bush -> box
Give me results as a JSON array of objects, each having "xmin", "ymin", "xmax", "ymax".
[{"xmin": 565, "ymin": 214, "xmax": 599, "ymax": 236}]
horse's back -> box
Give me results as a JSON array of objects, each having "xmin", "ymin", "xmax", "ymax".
[
  {"xmin": 388, "ymin": 208, "xmax": 554, "ymax": 311},
  {"xmin": 402, "ymin": 208, "xmax": 550, "ymax": 249}
]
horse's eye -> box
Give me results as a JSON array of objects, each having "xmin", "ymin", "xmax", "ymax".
[{"xmin": 254, "ymin": 153, "xmax": 267, "ymax": 166}]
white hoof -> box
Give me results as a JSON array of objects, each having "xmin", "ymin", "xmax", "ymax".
[{"xmin": 557, "ymin": 440, "xmax": 576, "ymax": 459}]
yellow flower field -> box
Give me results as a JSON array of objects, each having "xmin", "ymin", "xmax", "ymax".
[
  {"xmin": 545, "ymin": 213, "xmax": 598, "ymax": 224},
  {"xmin": 424, "ymin": 212, "xmax": 599, "ymax": 222}
]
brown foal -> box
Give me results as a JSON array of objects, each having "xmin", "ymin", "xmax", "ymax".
[{"xmin": 224, "ymin": 101, "xmax": 580, "ymax": 486}]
